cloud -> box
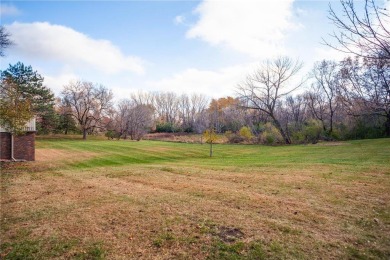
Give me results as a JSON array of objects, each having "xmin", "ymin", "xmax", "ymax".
[
  {"xmin": 0, "ymin": 4, "xmax": 21, "ymax": 16},
  {"xmin": 43, "ymin": 71, "xmax": 79, "ymax": 96},
  {"xmin": 6, "ymin": 22, "xmax": 145, "ymax": 75},
  {"xmin": 148, "ymin": 63, "xmax": 258, "ymax": 98},
  {"xmin": 186, "ymin": 0, "xmax": 300, "ymax": 58},
  {"xmin": 174, "ymin": 15, "xmax": 186, "ymax": 25}
]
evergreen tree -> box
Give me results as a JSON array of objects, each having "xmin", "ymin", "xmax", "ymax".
[
  {"xmin": 1, "ymin": 62, "xmax": 57, "ymax": 133},
  {"xmin": 1, "ymin": 62, "xmax": 55, "ymax": 115}
]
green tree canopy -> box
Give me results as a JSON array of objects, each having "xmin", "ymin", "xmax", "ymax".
[{"xmin": 1, "ymin": 62, "xmax": 55, "ymax": 115}]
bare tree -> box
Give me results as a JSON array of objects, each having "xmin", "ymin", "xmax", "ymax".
[
  {"xmin": 130, "ymin": 91, "xmax": 154, "ymax": 106},
  {"xmin": 324, "ymin": 0, "xmax": 390, "ymax": 137},
  {"xmin": 191, "ymin": 94, "xmax": 209, "ymax": 115},
  {"xmin": 113, "ymin": 99, "xmax": 132, "ymax": 139},
  {"xmin": 61, "ymin": 80, "xmax": 113, "ymax": 139},
  {"xmin": 127, "ymin": 104, "xmax": 154, "ymax": 140},
  {"xmin": 0, "ymin": 26, "xmax": 13, "ymax": 57},
  {"xmin": 306, "ymin": 60, "xmax": 341, "ymax": 134},
  {"xmin": 55, "ymin": 97, "xmax": 78, "ymax": 135},
  {"xmin": 325, "ymin": 0, "xmax": 390, "ymax": 60},
  {"xmin": 178, "ymin": 94, "xmax": 191, "ymax": 131},
  {"xmin": 279, "ymin": 95, "xmax": 308, "ymax": 140},
  {"xmin": 178, "ymin": 93, "xmax": 208, "ymax": 132},
  {"xmin": 111, "ymin": 98, "xmax": 154, "ymax": 140},
  {"xmin": 339, "ymin": 56, "xmax": 390, "ymax": 136},
  {"xmin": 287, "ymin": 95, "xmax": 307, "ymax": 130},
  {"xmin": 194, "ymin": 110, "xmax": 210, "ymax": 135},
  {"xmin": 305, "ymin": 91, "xmax": 328, "ymax": 131},
  {"xmin": 237, "ymin": 57, "xmax": 304, "ymax": 144},
  {"xmin": 153, "ymin": 92, "xmax": 179, "ymax": 126}
]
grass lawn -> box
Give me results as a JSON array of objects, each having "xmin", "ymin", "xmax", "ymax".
[{"xmin": 1, "ymin": 136, "xmax": 390, "ymax": 259}]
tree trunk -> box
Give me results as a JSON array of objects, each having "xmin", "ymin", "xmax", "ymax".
[
  {"xmin": 322, "ymin": 121, "xmax": 327, "ymax": 133},
  {"xmin": 272, "ymin": 117, "xmax": 291, "ymax": 144},
  {"xmin": 209, "ymin": 142, "xmax": 213, "ymax": 157},
  {"xmin": 83, "ymin": 129, "xmax": 87, "ymax": 140},
  {"xmin": 329, "ymin": 111, "xmax": 334, "ymax": 135}
]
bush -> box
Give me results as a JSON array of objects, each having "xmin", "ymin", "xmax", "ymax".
[
  {"xmin": 292, "ymin": 120, "xmax": 323, "ymax": 144},
  {"xmin": 303, "ymin": 120, "xmax": 323, "ymax": 144},
  {"xmin": 239, "ymin": 126, "xmax": 254, "ymax": 142},
  {"xmin": 183, "ymin": 126, "xmax": 194, "ymax": 133},
  {"xmin": 291, "ymin": 131, "xmax": 305, "ymax": 144},
  {"xmin": 259, "ymin": 123, "xmax": 284, "ymax": 145},
  {"xmin": 328, "ymin": 128, "xmax": 341, "ymax": 141},
  {"xmin": 105, "ymin": 130, "xmax": 120, "ymax": 140},
  {"xmin": 155, "ymin": 122, "xmax": 179, "ymax": 133},
  {"xmin": 225, "ymin": 131, "xmax": 244, "ymax": 143},
  {"xmin": 344, "ymin": 116, "xmax": 386, "ymax": 140}
]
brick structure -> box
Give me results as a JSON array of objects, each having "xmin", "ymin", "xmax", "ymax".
[
  {"xmin": 0, "ymin": 132, "xmax": 12, "ymax": 160},
  {"xmin": 0, "ymin": 118, "xmax": 36, "ymax": 161},
  {"xmin": 0, "ymin": 132, "xmax": 36, "ymax": 161}
]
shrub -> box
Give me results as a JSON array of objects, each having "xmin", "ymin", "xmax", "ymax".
[
  {"xmin": 239, "ymin": 126, "xmax": 254, "ymax": 142},
  {"xmin": 303, "ymin": 120, "xmax": 323, "ymax": 144},
  {"xmin": 225, "ymin": 131, "xmax": 244, "ymax": 144},
  {"xmin": 259, "ymin": 123, "xmax": 283, "ymax": 145},
  {"xmin": 344, "ymin": 116, "xmax": 386, "ymax": 140},
  {"xmin": 155, "ymin": 122, "xmax": 179, "ymax": 133},
  {"xmin": 105, "ymin": 130, "xmax": 120, "ymax": 140},
  {"xmin": 291, "ymin": 131, "xmax": 305, "ymax": 144}
]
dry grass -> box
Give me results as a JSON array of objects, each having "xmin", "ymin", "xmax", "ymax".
[
  {"xmin": 1, "ymin": 138, "xmax": 389, "ymax": 259},
  {"xmin": 36, "ymin": 149, "xmax": 97, "ymax": 162}
]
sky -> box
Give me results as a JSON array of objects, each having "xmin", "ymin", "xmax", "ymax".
[{"xmin": 1, "ymin": 0, "xmax": 389, "ymax": 100}]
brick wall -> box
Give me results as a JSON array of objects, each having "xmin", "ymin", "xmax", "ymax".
[
  {"xmin": 0, "ymin": 132, "xmax": 35, "ymax": 161},
  {"xmin": 0, "ymin": 132, "xmax": 11, "ymax": 160}
]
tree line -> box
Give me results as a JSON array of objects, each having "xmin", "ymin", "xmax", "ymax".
[{"xmin": 1, "ymin": 0, "xmax": 388, "ymax": 144}]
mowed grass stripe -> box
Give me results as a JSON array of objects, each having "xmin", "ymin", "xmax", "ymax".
[{"xmin": 35, "ymin": 137, "xmax": 390, "ymax": 172}]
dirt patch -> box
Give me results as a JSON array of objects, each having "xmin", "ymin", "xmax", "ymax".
[{"xmin": 217, "ymin": 226, "xmax": 244, "ymax": 243}]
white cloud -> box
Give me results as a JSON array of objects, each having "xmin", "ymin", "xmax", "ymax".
[
  {"xmin": 148, "ymin": 63, "xmax": 258, "ymax": 98},
  {"xmin": 0, "ymin": 4, "xmax": 21, "ymax": 16},
  {"xmin": 43, "ymin": 71, "xmax": 79, "ymax": 96},
  {"xmin": 186, "ymin": 0, "xmax": 300, "ymax": 58},
  {"xmin": 6, "ymin": 22, "xmax": 145, "ymax": 75},
  {"xmin": 174, "ymin": 15, "xmax": 186, "ymax": 25}
]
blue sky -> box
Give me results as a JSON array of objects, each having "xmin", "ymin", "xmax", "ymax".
[{"xmin": 1, "ymin": 0, "xmax": 388, "ymax": 99}]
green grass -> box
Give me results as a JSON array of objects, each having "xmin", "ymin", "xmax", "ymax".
[
  {"xmin": 1, "ymin": 136, "xmax": 389, "ymax": 259},
  {"xmin": 0, "ymin": 235, "xmax": 104, "ymax": 260},
  {"xmin": 35, "ymin": 137, "xmax": 390, "ymax": 171}
]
